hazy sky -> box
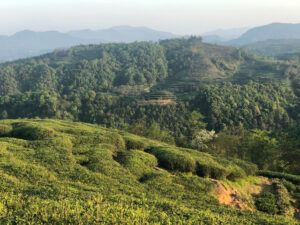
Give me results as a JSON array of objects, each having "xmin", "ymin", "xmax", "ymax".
[{"xmin": 0, "ymin": 0, "xmax": 299, "ymax": 35}]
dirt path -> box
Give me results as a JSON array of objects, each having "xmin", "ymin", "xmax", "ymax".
[{"xmin": 212, "ymin": 177, "xmax": 272, "ymax": 210}]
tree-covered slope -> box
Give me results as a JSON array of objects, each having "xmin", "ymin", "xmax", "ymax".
[
  {"xmin": 0, "ymin": 37, "xmax": 299, "ymax": 156},
  {"xmin": 0, "ymin": 42, "xmax": 168, "ymax": 96},
  {"xmin": 0, "ymin": 119, "xmax": 298, "ymax": 224},
  {"xmin": 0, "ymin": 38, "xmax": 299, "ymax": 128},
  {"xmin": 194, "ymin": 82, "xmax": 296, "ymax": 131},
  {"xmin": 243, "ymin": 39, "xmax": 300, "ymax": 57},
  {"xmin": 1, "ymin": 37, "xmax": 297, "ymax": 97}
]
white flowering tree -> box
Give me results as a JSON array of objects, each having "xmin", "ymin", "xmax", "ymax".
[{"xmin": 191, "ymin": 129, "xmax": 217, "ymax": 150}]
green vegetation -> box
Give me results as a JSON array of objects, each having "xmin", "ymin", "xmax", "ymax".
[
  {"xmin": 255, "ymin": 192, "xmax": 278, "ymax": 214},
  {"xmin": 10, "ymin": 123, "xmax": 55, "ymax": 140},
  {"xmin": 194, "ymin": 82, "xmax": 295, "ymax": 131},
  {"xmin": 0, "ymin": 37, "xmax": 299, "ymax": 223},
  {"xmin": 0, "ymin": 38, "xmax": 299, "ymax": 135},
  {"xmin": 1, "ymin": 39, "xmax": 299, "ymax": 173},
  {"xmin": 255, "ymin": 179, "xmax": 296, "ymax": 217},
  {"xmin": 0, "ymin": 38, "xmax": 298, "ymax": 172},
  {"xmin": 273, "ymin": 180, "xmax": 295, "ymax": 216},
  {"xmin": 115, "ymin": 150, "xmax": 158, "ymax": 178},
  {"xmin": 244, "ymin": 39, "xmax": 300, "ymax": 57},
  {"xmin": 147, "ymin": 147, "xmax": 197, "ymax": 173},
  {"xmin": 0, "ymin": 124, "xmax": 12, "ymax": 136},
  {"xmin": 258, "ymin": 171, "xmax": 300, "ymax": 185},
  {"xmin": 0, "ymin": 119, "xmax": 297, "ymax": 224}
]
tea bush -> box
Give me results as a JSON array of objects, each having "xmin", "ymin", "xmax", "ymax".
[
  {"xmin": 258, "ymin": 171, "xmax": 300, "ymax": 185},
  {"xmin": 11, "ymin": 124, "xmax": 55, "ymax": 140},
  {"xmin": 0, "ymin": 124, "xmax": 12, "ymax": 136},
  {"xmin": 116, "ymin": 150, "xmax": 158, "ymax": 178},
  {"xmin": 146, "ymin": 147, "xmax": 196, "ymax": 172},
  {"xmin": 255, "ymin": 192, "xmax": 278, "ymax": 214},
  {"xmin": 0, "ymin": 119, "xmax": 296, "ymax": 224}
]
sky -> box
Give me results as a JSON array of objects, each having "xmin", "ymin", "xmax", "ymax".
[{"xmin": 0, "ymin": 0, "xmax": 299, "ymax": 35}]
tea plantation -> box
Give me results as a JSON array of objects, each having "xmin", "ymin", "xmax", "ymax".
[{"xmin": 0, "ymin": 119, "xmax": 298, "ymax": 224}]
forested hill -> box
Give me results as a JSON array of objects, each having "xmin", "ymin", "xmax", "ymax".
[
  {"xmin": 243, "ymin": 39, "xmax": 300, "ymax": 57},
  {"xmin": 0, "ymin": 37, "xmax": 299, "ymax": 153},
  {"xmin": 1, "ymin": 37, "xmax": 298, "ymax": 95}
]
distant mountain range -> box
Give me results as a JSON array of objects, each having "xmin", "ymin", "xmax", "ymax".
[
  {"xmin": 0, "ymin": 26, "xmax": 177, "ymax": 62},
  {"xmin": 202, "ymin": 27, "xmax": 250, "ymax": 44},
  {"xmin": 202, "ymin": 23, "xmax": 300, "ymax": 56},
  {"xmin": 68, "ymin": 26, "xmax": 177, "ymax": 43},
  {"xmin": 229, "ymin": 23, "xmax": 300, "ymax": 46},
  {"xmin": 1, "ymin": 23, "xmax": 300, "ymax": 62}
]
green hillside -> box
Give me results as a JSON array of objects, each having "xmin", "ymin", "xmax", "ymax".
[
  {"xmin": 157, "ymin": 37, "xmax": 293, "ymax": 93},
  {"xmin": 243, "ymin": 39, "xmax": 300, "ymax": 57},
  {"xmin": 0, "ymin": 38, "xmax": 299, "ymax": 178},
  {"xmin": 0, "ymin": 119, "xmax": 298, "ymax": 224},
  {"xmin": 0, "ymin": 37, "xmax": 297, "ymax": 97},
  {"xmin": 0, "ymin": 38, "xmax": 299, "ymax": 132}
]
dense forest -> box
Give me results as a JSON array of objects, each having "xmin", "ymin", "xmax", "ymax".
[{"xmin": 0, "ymin": 37, "xmax": 299, "ymax": 176}]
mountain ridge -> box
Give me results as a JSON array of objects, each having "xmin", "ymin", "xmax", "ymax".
[
  {"xmin": 202, "ymin": 27, "xmax": 250, "ymax": 44},
  {"xmin": 0, "ymin": 26, "xmax": 177, "ymax": 62},
  {"xmin": 229, "ymin": 23, "xmax": 300, "ymax": 46},
  {"xmin": 68, "ymin": 25, "xmax": 177, "ymax": 42}
]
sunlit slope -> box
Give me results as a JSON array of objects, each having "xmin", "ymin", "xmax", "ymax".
[{"xmin": 0, "ymin": 119, "xmax": 297, "ymax": 224}]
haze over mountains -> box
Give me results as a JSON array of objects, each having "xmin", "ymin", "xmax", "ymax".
[
  {"xmin": 0, "ymin": 26, "xmax": 177, "ymax": 62},
  {"xmin": 202, "ymin": 27, "xmax": 250, "ymax": 44},
  {"xmin": 202, "ymin": 23, "xmax": 300, "ymax": 56},
  {"xmin": 229, "ymin": 23, "xmax": 300, "ymax": 46},
  {"xmin": 1, "ymin": 22, "xmax": 300, "ymax": 62}
]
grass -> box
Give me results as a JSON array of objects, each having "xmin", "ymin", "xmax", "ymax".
[{"xmin": 0, "ymin": 119, "xmax": 297, "ymax": 224}]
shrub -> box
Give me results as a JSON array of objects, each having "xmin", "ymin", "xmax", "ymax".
[
  {"xmin": 11, "ymin": 124, "xmax": 55, "ymax": 140},
  {"xmin": 258, "ymin": 171, "xmax": 300, "ymax": 185},
  {"xmin": 0, "ymin": 124, "xmax": 13, "ymax": 137},
  {"xmin": 106, "ymin": 132, "xmax": 126, "ymax": 152},
  {"xmin": 196, "ymin": 163, "xmax": 211, "ymax": 178},
  {"xmin": 208, "ymin": 165, "xmax": 227, "ymax": 180},
  {"xmin": 273, "ymin": 181, "xmax": 294, "ymax": 216},
  {"xmin": 125, "ymin": 136, "xmax": 147, "ymax": 150},
  {"xmin": 255, "ymin": 192, "xmax": 278, "ymax": 214},
  {"xmin": 0, "ymin": 143, "xmax": 8, "ymax": 153},
  {"xmin": 294, "ymin": 192, "xmax": 300, "ymax": 208},
  {"xmin": 84, "ymin": 148, "xmax": 114, "ymax": 172},
  {"xmin": 116, "ymin": 150, "xmax": 157, "ymax": 177},
  {"xmin": 47, "ymin": 136, "xmax": 73, "ymax": 150},
  {"xmin": 231, "ymin": 158, "xmax": 258, "ymax": 176},
  {"xmin": 85, "ymin": 132, "xmax": 126, "ymax": 152},
  {"xmin": 146, "ymin": 147, "xmax": 196, "ymax": 173},
  {"xmin": 226, "ymin": 165, "xmax": 246, "ymax": 180},
  {"xmin": 281, "ymin": 179, "xmax": 296, "ymax": 192},
  {"xmin": 138, "ymin": 172, "xmax": 160, "ymax": 183},
  {"xmin": 196, "ymin": 162, "xmax": 228, "ymax": 180}
]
